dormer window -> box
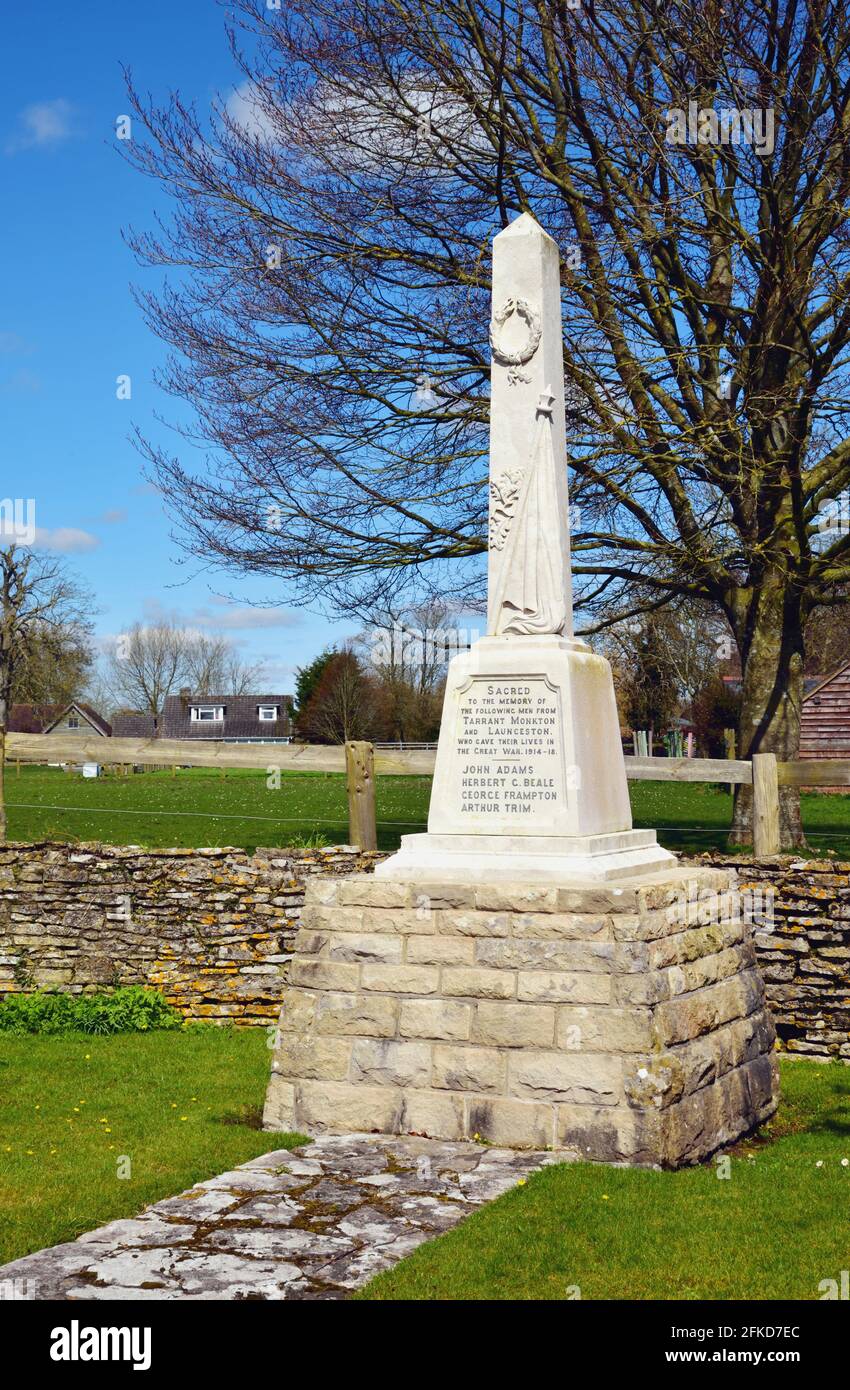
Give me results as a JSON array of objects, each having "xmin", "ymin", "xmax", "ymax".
[
  {"xmin": 68, "ymin": 715, "xmax": 80, "ymax": 729},
  {"xmin": 258, "ymin": 705, "xmax": 279, "ymax": 721},
  {"xmin": 191, "ymin": 705, "xmax": 224, "ymax": 722}
]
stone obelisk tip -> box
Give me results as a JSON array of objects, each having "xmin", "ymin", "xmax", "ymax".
[
  {"xmin": 495, "ymin": 211, "xmax": 552, "ymax": 241},
  {"xmin": 487, "ymin": 211, "xmax": 573, "ymax": 636}
]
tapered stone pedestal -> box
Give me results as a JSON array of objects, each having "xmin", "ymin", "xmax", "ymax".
[
  {"xmin": 376, "ymin": 635, "xmax": 675, "ymax": 884},
  {"xmin": 264, "ymin": 867, "xmax": 779, "ymax": 1167}
]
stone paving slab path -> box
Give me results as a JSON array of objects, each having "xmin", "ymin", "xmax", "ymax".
[{"xmin": 0, "ymin": 1135, "xmax": 557, "ymax": 1300}]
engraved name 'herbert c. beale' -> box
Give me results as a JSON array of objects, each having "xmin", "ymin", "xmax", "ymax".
[{"xmin": 453, "ymin": 678, "xmax": 565, "ymax": 817}]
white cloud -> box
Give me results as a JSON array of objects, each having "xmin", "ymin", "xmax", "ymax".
[
  {"xmin": 36, "ymin": 526, "xmax": 100, "ymax": 554},
  {"xmin": 0, "ymin": 517, "xmax": 99, "ymax": 553},
  {"xmin": 194, "ymin": 601, "xmax": 300, "ymax": 632},
  {"xmin": 299, "ymin": 73, "xmax": 491, "ymax": 177},
  {"xmin": 5, "ymin": 99, "xmax": 75, "ymax": 154},
  {"xmin": 253, "ymin": 658, "xmax": 298, "ymax": 686},
  {"xmin": 224, "ymin": 83, "xmax": 280, "ymax": 145},
  {"xmin": 140, "ymin": 595, "xmax": 299, "ymax": 634}
]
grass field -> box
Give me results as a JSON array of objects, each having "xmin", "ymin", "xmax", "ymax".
[
  {"xmin": 4, "ymin": 763, "xmax": 850, "ymax": 856},
  {"xmin": 0, "ymin": 1027, "xmax": 302, "ymax": 1266},
  {"xmin": 359, "ymin": 1060, "xmax": 850, "ymax": 1301},
  {"xmin": 2, "ymin": 1034, "xmax": 846, "ymax": 1299}
]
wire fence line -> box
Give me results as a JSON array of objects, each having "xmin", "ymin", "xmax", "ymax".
[
  {"xmin": 7, "ymin": 802, "xmax": 847, "ymax": 837},
  {"xmin": 3, "ymin": 801, "xmax": 427, "ymax": 829},
  {"xmin": 7, "ymin": 733, "xmax": 850, "ymax": 856}
]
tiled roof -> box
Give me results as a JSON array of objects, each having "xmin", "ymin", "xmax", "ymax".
[
  {"xmin": 111, "ymin": 711, "xmax": 158, "ymax": 739},
  {"xmin": 10, "ymin": 702, "xmax": 111, "ymax": 736},
  {"xmin": 159, "ymin": 693, "xmax": 293, "ymax": 740},
  {"xmin": 802, "ymin": 659, "xmax": 850, "ymax": 702}
]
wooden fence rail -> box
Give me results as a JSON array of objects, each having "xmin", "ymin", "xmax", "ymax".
[
  {"xmin": 5, "ymin": 730, "xmax": 846, "ymax": 858},
  {"xmin": 624, "ymin": 755, "xmax": 752, "ymax": 784}
]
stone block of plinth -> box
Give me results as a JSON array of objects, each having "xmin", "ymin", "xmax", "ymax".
[{"xmin": 264, "ymin": 867, "xmax": 779, "ymax": 1168}]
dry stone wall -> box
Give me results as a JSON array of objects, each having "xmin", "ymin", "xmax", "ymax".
[
  {"xmin": 699, "ymin": 854, "xmax": 850, "ymax": 1060},
  {"xmin": 1, "ymin": 843, "xmax": 849, "ymax": 1058},
  {"xmin": 0, "ymin": 843, "xmax": 384, "ymax": 1024}
]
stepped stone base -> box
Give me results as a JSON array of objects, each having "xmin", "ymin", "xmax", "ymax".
[
  {"xmin": 375, "ymin": 829, "xmax": 675, "ymax": 883},
  {"xmin": 263, "ymin": 867, "xmax": 779, "ymax": 1168}
]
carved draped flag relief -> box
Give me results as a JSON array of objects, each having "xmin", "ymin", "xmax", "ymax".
[{"xmin": 491, "ymin": 389, "xmax": 568, "ymax": 637}]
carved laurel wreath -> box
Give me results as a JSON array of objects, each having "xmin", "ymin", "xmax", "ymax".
[{"xmin": 489, "ymin": 296, "xmax": 542, "ymax": 367}]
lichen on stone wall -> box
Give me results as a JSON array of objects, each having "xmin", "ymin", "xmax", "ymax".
[
  {"xmin": 1, "ymin": 843, "xmax": 848, "ymax": 1053},
  {"xmin": 0, "ymin": 842, "xmax": 385, "ymax": 1025}
]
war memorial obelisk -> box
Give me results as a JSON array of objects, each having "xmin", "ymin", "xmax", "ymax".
[
  {"xmin": 377, "ymin": 213, "xmax": 674, "ymax": 884},
  {"xmin": 265, "ymin": 214, "xmax": 779, "ymax": 1165}
]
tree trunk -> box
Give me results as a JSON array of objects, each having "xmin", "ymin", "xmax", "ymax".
[{"xmin": 729, "ymin": 577, "xmax": 805, "ymax": 849}]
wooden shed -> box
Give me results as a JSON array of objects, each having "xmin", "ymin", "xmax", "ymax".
[{"xmin": 799, "ymin": 660, "xmax": 850, "ymax": 760}]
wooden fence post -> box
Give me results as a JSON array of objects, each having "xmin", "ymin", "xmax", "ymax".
[
  {"xmin": 752, "ymin": 752, "xmax": 780, "ymax": 858},
  {"xmin": 345, "ymin": 741, "xmax": 377, "ymax": 851},
  {"xmin": 724, "ymin": 728, "xmax": 736, "ymax": 796}
]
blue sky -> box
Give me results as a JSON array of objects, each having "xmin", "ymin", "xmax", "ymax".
[{"xmin": 0, "ymin": 0, "xmax": 351, "ymax": 697}]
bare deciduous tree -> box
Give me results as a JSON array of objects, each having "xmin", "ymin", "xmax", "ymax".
[
  {"xmin": 105, "ymin": 623, "xmax": 189, "ymax": 718},
  {"xmin": 355, "ymin": 600, "xmax": 465, "ymax": 742},
  {"xmin": 600, "ymin": 603, "xmax": 733, "ymax": 719},
  {"xmin": 124, "ymin": 0, "xmax": 850, "ymax": 845},
  {"xmin": 105, "ymin": 622, "xmax": 265, "ymax": 715},
  {"xmin": 182, "ymin": 632, "xmax": 263, "ymax": 696},
  {"xmin": 0, "ymin": 547, "xmax": 93, "ymax": 843}
]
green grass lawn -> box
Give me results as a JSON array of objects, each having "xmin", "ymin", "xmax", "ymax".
[
  {"xmin": 1, "ymin": 1035, "xmax": 846, "ymax": 1299},
  {"xmin": 359, "ymin": 1059, "xmax": 850, "ymax": 1301},
  {"xmin": 2, "ymin": 764, "xmax": 429, "ymax": 852},
  {"xmin": 6, "ymin": 763, "xmax": 850, "ymax": 855},
  {"xmin": 0, "ymin": 1027, "xmax": 302, "ymax": 1266}
]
